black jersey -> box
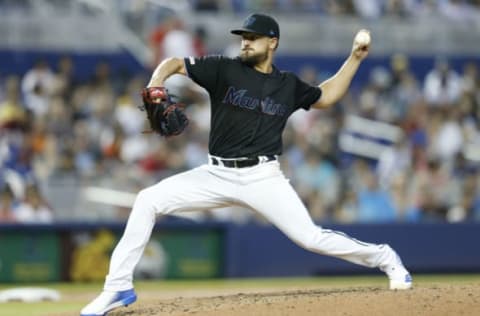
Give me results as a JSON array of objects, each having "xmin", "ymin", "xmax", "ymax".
[{"xmin": 184, "ymin": 55, "xmax": 322, "ymax": 158}]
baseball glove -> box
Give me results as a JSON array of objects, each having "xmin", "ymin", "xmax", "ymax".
[{"xmin": 140, "ymin": 87, "xmax": 188, "ymax": 136}]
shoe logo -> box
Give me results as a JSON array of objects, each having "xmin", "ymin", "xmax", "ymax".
[{"xmin": 405, "ymin": 274, "xmax": 412, "ymax": 282}]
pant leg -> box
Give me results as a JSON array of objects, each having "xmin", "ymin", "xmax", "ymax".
[
  {"xmin": 239, "ymin": 163, "xmax": 394, "ymax": 269},
  {"xmin": 104, "ymin": 165, "xmax": 234, "ymax": 291}
]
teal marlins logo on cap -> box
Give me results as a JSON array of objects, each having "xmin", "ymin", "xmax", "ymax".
[
  {"xmin": 231, "ymin": 13, "xmax": 280, "ymax": 38},
  {"xmin": 244, "ymin": 15, "xmax": 257, "ymax": 27}
]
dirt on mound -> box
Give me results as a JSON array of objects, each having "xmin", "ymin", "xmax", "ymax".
[{"xmin": 109, "ymin": 284, "xmax": 480, "ymax": 316}]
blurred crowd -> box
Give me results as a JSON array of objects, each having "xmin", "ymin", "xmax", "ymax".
[
  {"xmin": 114, "ymin": 0, "xmax": 480, "ymax": 38},
  {"xmin": 0, "ymin": 7, "xmax": 479, "ymax": 225},
  {"xmin": 3, "ymin": 0, "xmax": 479, "ymax": 22},
  {"xmin": 189, "ymin": 0, "xmax": 480, "ymax": 20},
  {"xmin": 108, "ymin": 0, "xmax": 480, "ymax": 22},
  {"xmin": 285, "ymin": 55, "xmax": 480, "ymax": 224}
]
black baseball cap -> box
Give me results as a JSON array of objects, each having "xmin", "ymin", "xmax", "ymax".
[{"xmin": 231, "ymin": 13, "xmax": 280, "ymax": 38}]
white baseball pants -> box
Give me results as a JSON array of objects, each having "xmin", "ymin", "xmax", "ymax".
[{"xmin": 104, "ymin": 160, "xmax": 395, "ymax": 291}]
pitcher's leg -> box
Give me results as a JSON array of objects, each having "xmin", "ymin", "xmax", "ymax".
[
  {"xmin": 242, "ymin": 173, "xmax": 407, "ymax": 272},
  {"xmin": 81, "ymin": 166, "xmax": 237, "ymax": 315},
  {"xmin": 104, "ymin": 166, "xmax": 233, "ymax": 291},
  {"xmin": 103, "ymin": 188, "xmax": 157, "ymax": 291}
]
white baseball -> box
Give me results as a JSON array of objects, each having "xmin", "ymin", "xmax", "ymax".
[{"xmin": 355, "ymin": 30, "xmax": 371, "ymax": 46}]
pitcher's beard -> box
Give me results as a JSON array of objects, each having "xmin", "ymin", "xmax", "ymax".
[{"xmin": 240, "ymin": 50, "xmax": 268, "ymax": 67}]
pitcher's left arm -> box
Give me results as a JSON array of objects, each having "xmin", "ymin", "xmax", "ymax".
[{"xmin": 312, "ymin": 29, "xmax": 371, "ymax": 109}]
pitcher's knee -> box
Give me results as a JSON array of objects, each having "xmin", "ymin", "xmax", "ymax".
[
  {"xmin": 135, "ymin": 181, "xmax": 177, "ymax": 215},
  {"xmin": 134, "ymin": 187, "xmax": 161, "ymax": 214},
  {"xmin": 136, "ymin": 186, "xmax": 156, "ymax": 200}
]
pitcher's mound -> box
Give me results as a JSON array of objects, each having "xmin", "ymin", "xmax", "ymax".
[{"xmin": 110, "ymin": 284, "xmax": 480, "ymax": 316}]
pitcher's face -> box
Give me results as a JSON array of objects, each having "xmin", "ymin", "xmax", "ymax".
[{"xmin": 239, "ymin": 33, "xmax": 274, "ymax": 66}]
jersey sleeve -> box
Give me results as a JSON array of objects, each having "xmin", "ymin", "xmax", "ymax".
[
  {"xmin": 294, "ymin": 76, "xmax": 322, "ymax": 110},
  {"xmin": 184, "ymin": 55, "xmax": 225, "ymax": 94}
]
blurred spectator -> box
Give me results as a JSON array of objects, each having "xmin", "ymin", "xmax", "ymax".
[
  {"xmin": 224, "ymin": 37, "xmax": 241, "ymax": 58},
  {"xmin": 48, "ymin": 96, "xmax": 71, "ymax": 137},
  {"xmin": 28, "ymin": 117, "xmax": 53, "ymax": 180},
  {"xmin": 193, "ymin": 25, "xmax": 208, "ymax": 57},
  {"xmin": 334, "ymin": 187, "xmax": 358, "ymax": 223},
  {"xmin": 412, "ymin": 0, "xmax": 441, "ymax": 17},
  {"xmin": 0, "ymin": 76, "xmax": 27, "ymax": 129},
  {"xmin": 347, "ymin": 158, "xmax": 372, "ymax": 193},
  {"xmin": 389, "ymin": 173, "xmax": 411, "ymax": 221},
  {"xmin": 149, "ymin": 16, "xmax": 172, "ymax": 69},
  {"xmin": 356, "ymin": 169, "xmax": 397, "ymax": 222},
  {"xmin": 0, "ymin": 185, "xmax": 16, "ymax": 223},
  {"xmin": 390, "ymin": 54, "xmax": 422, "ymax": 115},
  {"xmin": 431, "ymin": 107, "xmax": 464, "ymax": 161},
  {"xmin": 14, "ymin": 185, "xmax": 53, "ymax": 224},
  {"xmin": 447, "ymin": 171, "xmax": 480, "ymax": 222},
  {"xmin": 90, "ymin": 61, "xmax": 113, "ymax": 93},
  {"xmin": 352, "ymin": 0, "xmax": 383, "ymax": 19},
  {"xmin": 72, "ymin": 121, "xmax": 101, "ymax": 178},
  {"xmin": 183, "ymin": 132, "xmax": 209, "ymax": 168},
  {"xmin": 390, "ymin": 53, "xmax": 410, "ymax": 85},
  {"xmin": 384, "ymin": 0, "xmax": 416, "ymax": 17},
  {"xmin": 117, "ymin": 0, "xmax": 148, "ymax": 34},
  {"xmin": 377, "ymin": 134, "xmax": 411, "ymax": 188},
  {"xmin": 364, "ymin": 66, "xmax": 397, "ymax": 122},
  {"xmin": 162, "ymin": 18, "xmax": 195, "ymax": 58},
  {"xmin": 120, "ymin": 134, "xmax": 151, "ymax": 165},
  {"xmin": 149, "ymin": 15, "xmax": 195, "ymax": 68},
  {"xmin": 283, "ymin": 126, "xmax": 309, "ymax": 173},
  {"xmin": 294, "ymin": 149, "xmax": 340, "ymax": 217},
  {"xmin": 51, "ymin": 55, "xmax": 76, "ymax": 100},
  {"xmin": 0, "ymin": 0, "xmax": 31, "ymax": 15},
  {"xmin": 324, "ymin": 0, "xmax": 355, "ymax": 15},
  {"xmin": 408, "ymin": 158, "xmax": 453, "ymax": 221},
  {"xmin": 21, "ymin": 59, "xmax": 55, "ymax": 117},
  {"xmin": 191, "ymin": 0, "xmax": 220, "ymax": 11},
  {"xmin": 115, "ymin": 78, "xmax": 146, "ymax": 137},
  {"xmin": 1, "ymin": 133, "xmax": 35, "ymax": 189},
  {"xmin": 402, "ymin": 99, "xmax": 429, "ymax": 169},
  {"xmin": 299, "ymin": 65, "xmax": 321, "ymax": 86},
  {"xmin": 277, "ymin": 0, "xmax": 323, "ymax": 12},
  {"xmin": 423, "ymin": 58, "xmax": 462, "ymax": 106},
  {"xmin": 439, "ymin": 0, "xmax": 478, "ymax": 23},
  {"xmin": 460, "ymin": 61, "xmax": 479, "ymax": 95}
]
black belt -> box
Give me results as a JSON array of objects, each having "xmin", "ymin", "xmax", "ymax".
[{"xmin": 210, "ymin": 155, "xmax": 276, "ymax": 168}]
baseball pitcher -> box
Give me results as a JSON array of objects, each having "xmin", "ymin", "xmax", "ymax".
[{"xmin": 81, "ymin": 13, "xmax": 412, "ymax": 316}]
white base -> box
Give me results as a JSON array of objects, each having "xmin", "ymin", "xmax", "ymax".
[{"xmin": 0, "ymin": 287, "xmax": 61, "ymax": 302}]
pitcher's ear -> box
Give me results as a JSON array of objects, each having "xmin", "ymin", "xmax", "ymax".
[{"xmin": 270, "ymin": 37, "xmax": 279, "ymax": 51}]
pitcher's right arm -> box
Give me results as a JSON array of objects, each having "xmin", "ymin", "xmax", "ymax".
[{"xmin": 147, "ymin": 57, "xmax": 187, "ymax": 87}]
